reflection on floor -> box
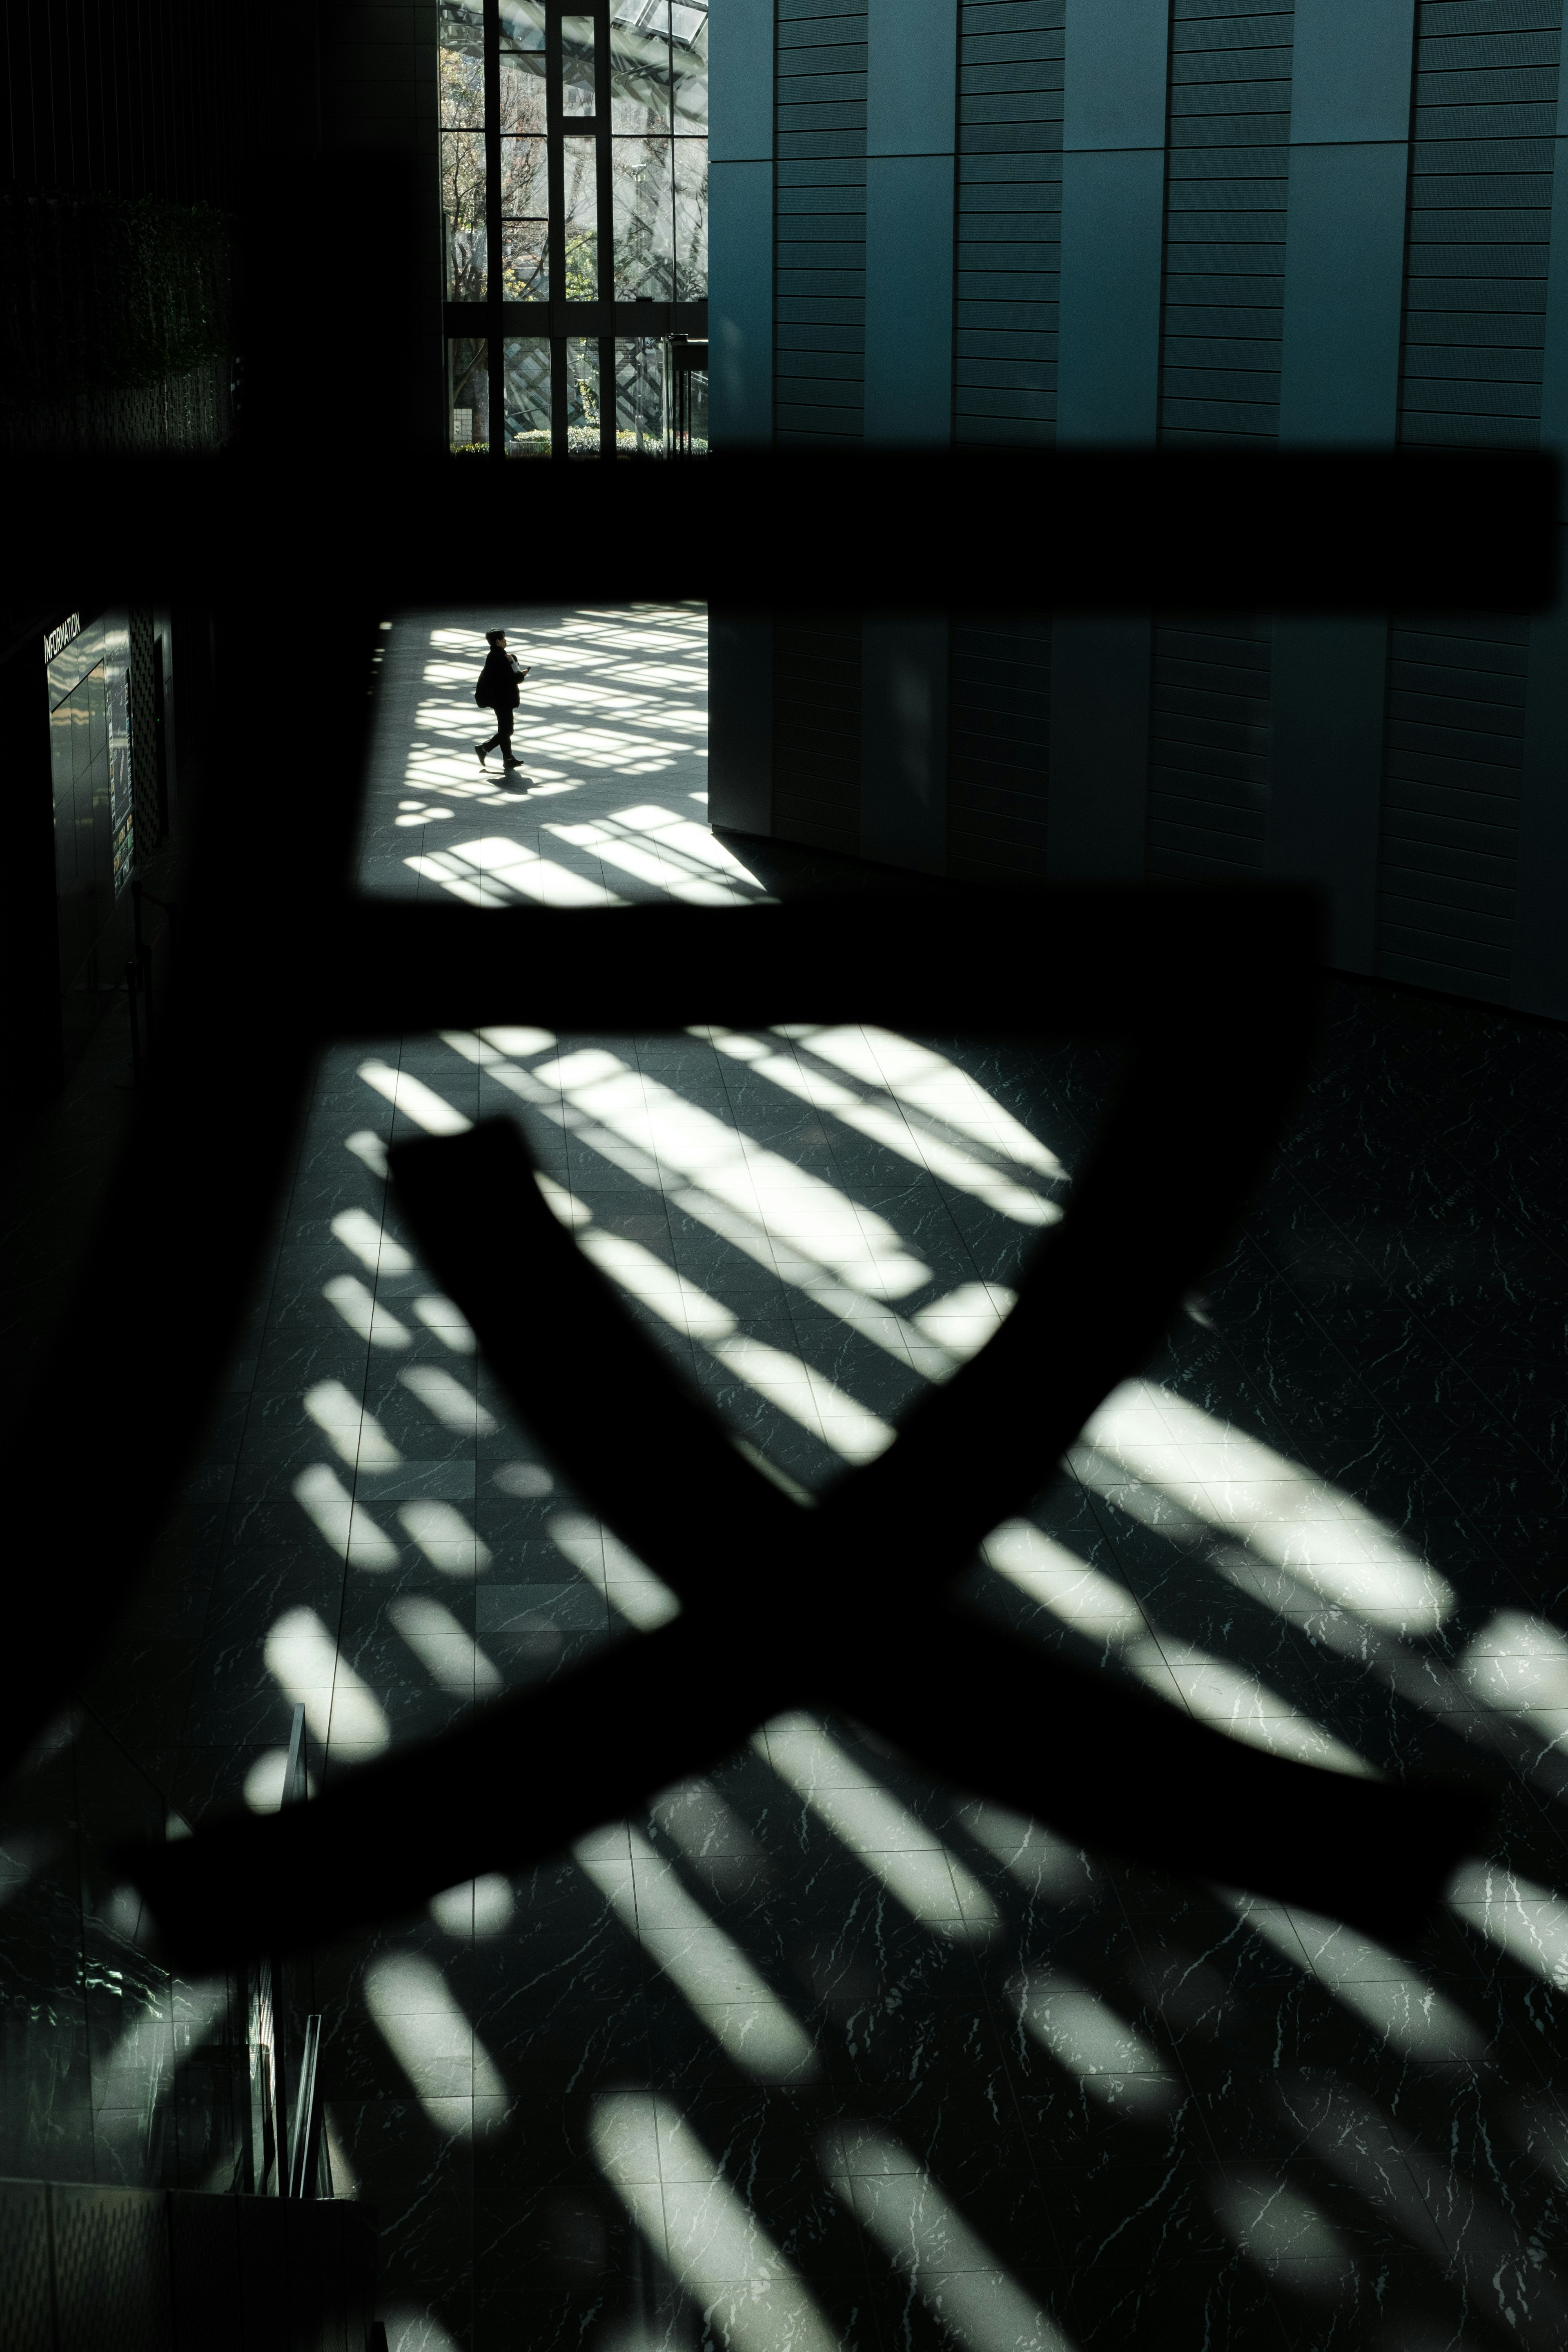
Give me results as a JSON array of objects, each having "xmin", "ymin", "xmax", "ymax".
[{"xmin": 100, "ymin": 607, "xmax": 1568, "ymax": 2349}]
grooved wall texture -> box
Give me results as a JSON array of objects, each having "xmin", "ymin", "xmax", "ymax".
[
  {"xmin": 1377, "ymin": 0, "xmax": 1562, "ymax": 997},
  {"xmin": 775, "ymin": 0, "xmax": 869, "ymax": 441},
  {"xmin": 771, "ymin": 2, "xmax": 869, "ymax": 848},
  {"xmin": 744, "ymin": 0, "xmax": 1566, "ymax": 1014},
  {"xmin": 1159, "ymin": 1, "xmax": 1293, "ymax": 446},
  {"xmin": 955, "ymin": 0, "xmax": 1065, "ymax": 445},
  {"xmin": 1148, "ymin": 0, "xmax": 1293, "ymax": 883},
  {"xmin": 946, "ymin": 0, "xmax": 1064, "ymax": 879}
]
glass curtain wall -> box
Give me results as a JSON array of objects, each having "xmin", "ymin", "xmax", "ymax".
[{"xmin": 440, "ymin": 0, "xmax": 707, "ymax": 458}]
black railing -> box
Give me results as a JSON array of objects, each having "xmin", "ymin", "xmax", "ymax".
[{"xmin": 246, "ymin": 1704, "xmax": 329, "ymax": 2199}]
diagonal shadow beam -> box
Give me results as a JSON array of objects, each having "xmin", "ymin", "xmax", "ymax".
[{"xmin": 127, "ymin": 882, "xmax": 1495, "ymax": 1965}]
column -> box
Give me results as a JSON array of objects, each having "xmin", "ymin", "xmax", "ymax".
[
  {"xmin": 708, "ymin": 0, "xmax": 775, "ymax": 833},
  {"xmin": 708, "ymin": 613, "xmax": 775, "ymax": 838},
  {"xmin": 317, "ymin": 6, "xmax": 441, "ymax": 449},
  {"xmin": 860, "ymin": 0, "xmax": 958, "ymax": 868},
  {"xmin": 1266, "ymin": 0, "xmax": 1415, "ymax": 972},
  {"xmin": 1046, "ymin": 0, "xmax": 1168, "ymax": 879}
]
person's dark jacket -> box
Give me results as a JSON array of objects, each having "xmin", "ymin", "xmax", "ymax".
[{"xmin": 477, "ymin": 647, "xmax": 522, "ymax": 709}]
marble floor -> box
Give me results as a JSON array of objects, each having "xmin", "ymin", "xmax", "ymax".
[{"xmin": 96, "ymin": 604, "xmax": 1568, "ymax": 2350}]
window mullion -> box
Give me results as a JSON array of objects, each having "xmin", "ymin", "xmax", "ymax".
[
  {"xmin": 547, "ymin": 3, "xmax": 568, "ymax": 459},
  {"xmin": 596, "ymin": 0, "xmax": 614, "ymax": 458},
  {"xmin": 484, "ymin": 0, "xmax": 503, "ymax": 461}
]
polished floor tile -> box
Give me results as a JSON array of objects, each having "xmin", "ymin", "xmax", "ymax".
[{"xmin": 29, "ymin": 604, "xmax": 1568, "ymax": 2350}]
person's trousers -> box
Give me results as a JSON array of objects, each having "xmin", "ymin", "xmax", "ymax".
[{"xmin": 478, "ymin": 706, "xmax": 519, "ymax": 763}]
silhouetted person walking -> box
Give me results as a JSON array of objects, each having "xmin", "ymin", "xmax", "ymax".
[{"xmin": 475, "ymin": 630, "xmax": 529, "ymax": 775}]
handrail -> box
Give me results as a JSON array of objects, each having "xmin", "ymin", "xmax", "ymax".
[
  {"xmin": 249, "ymin": 1703, "xmax": 309, "ymax": 2193},
  {"xmin": 274, "ymin": 1702, "xmax": 327, "ymax": 2197},
  {"xmin": 288, "ymin": 2013, "xmax": 325, "ymax": 2198},
  {"xmin": 283, "ymin": 1700, "xmax": 308, "ymax": 1809}
]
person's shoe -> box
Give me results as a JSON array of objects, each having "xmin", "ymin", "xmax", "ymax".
[
  {"xmin": 502, "ymin": 760, "xmax": 524, "ymax": 773},
  {"xmin": 476, "ymin": 746, "xmax": 489, "ymax": 766}
]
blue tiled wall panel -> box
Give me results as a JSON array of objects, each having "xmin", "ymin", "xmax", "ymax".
[
  {"xmin": 865, "ymin": 152, "xmax": 958, "ymax": 440},
  {"xmin": 710, "ymin": 158, "xmax": 776, "ymax": 444},
  {"xmin": 752, "ymin": 0, "xmax": 1565, "ymax": 1019}
]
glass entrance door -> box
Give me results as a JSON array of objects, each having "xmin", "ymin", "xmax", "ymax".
[{"xmin": 440, "ymin": 0, "xmax": 708, "ymax": 459}]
